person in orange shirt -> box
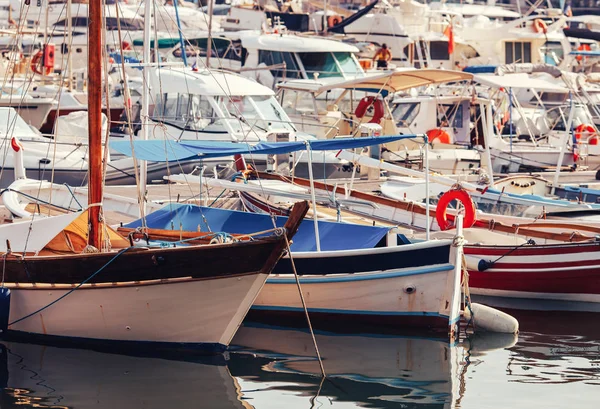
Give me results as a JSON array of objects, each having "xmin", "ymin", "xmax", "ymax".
[{"xmin": 373, "ymin": 43, "xmax": 392, "ymax": 69}]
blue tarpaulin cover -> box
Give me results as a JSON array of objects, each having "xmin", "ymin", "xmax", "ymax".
[
  {"xmin": 463, "ymin": 65, "xmax": 497, "ymax": 74},
  {"xmin": 126, "ymin": 203, "xmax": 390, "ymax": 252},
  {"xmin": 110, "ymin": 135, "xmax": 417, "ymax": 163}
]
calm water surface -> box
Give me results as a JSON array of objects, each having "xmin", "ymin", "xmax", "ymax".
[{"xmin": 0, "ymin": 307, "xmax": 598, "ymax": 408}]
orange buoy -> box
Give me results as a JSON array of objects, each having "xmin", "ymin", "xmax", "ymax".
[
  {"xmin": 426, "ymin": 129, "xmax": 451, "ymax": 144},
  {"xmin": 577, "ymin": 44, "xmax": 591, "ymax": 62},
  {"xmin": 327, "ymin": 15, "xmax": 342, "ymax": 28},
  {"xmin": 533, "ymin": 18, "xmax": 548, "ymax": 34},
  {"xmin": 435, "ymin": 188, "xmax": 477, "ymax": 231},
  {"xmin": 575, "ymin": 124, "xmax": 598, "ymax": 145}
]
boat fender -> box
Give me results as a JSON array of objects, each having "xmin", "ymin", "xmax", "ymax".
[
  {"xmin": 464, "ymin": 303, "xmax": 519, "ymax": 334},
  {"xmin": 0, "ymin": 287, "xmax": 10, "ymax": 333},
  {"xmin": 354, "ymin": 96, "xmax": 384, "ymax": 124},
  {"xmin": 435, "ymin": 187, "xmax": 477, "ymax": 231},
  {"xmin": 477, "ymin": 259, "xmax": 494, "ymax": 272},
  {"xmin": 532, "ymin": 18, "xmax": 548, "ymax": 34}
]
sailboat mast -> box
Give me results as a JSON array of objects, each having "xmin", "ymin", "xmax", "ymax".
[{"xmin": 87, "ymin": 0, "xmax": 103, "ymax": 249}]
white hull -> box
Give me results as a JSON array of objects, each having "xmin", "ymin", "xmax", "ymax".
[
  {"xmin": 253, "ymin": 251, "xmax": 462, "ymax": 332},
  {"xmin": 7, "ymin": 274, "xmax": 268, "ymax": 350}
]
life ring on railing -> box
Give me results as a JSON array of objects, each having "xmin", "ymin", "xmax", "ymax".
[
  {"xmin": 533, "ymin": 18, "xmax": 548, "ymax": 34},
  {"xmin": 327, "ymin": 15, "xmax": 342, "ymax": 28},
  {"xmin": 575, "ymin": 124, "xmax": 598, "ymax": 145},
  {"xmin": 577, "ymin": 44, "xmax": 591, "ymax": 62},
  {"xmin": 355, "ymin": 96, "xmax": 384, "ymax": 124},
  {"xmin": 30, "ymin": 51, "xmax": 45, "ymax": 75},
  {"xmin": 426, "ymin": 129, "xmax": 451, "ymax": 144},
  {"xmin": 435, "ymin": 187, "xmax": 477, "ymax": 231}
]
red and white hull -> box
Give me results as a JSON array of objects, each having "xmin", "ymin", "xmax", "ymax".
[{"xmin": 464, "ymin": 243, "xmax": 600, "ymax": 303}]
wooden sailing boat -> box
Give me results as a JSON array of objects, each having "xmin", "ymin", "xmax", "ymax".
[{"xmin": 0, "ymin": 0, "xmax": 308, "ymax": 353}]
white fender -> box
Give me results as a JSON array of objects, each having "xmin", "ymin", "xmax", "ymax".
[
  {"xmin": 464, "ymin": 302, "xmax": 519, "ymax": 334},
  {"xmin": 10, "ymin": 137, "xmax": 25, "ymax": 180}
]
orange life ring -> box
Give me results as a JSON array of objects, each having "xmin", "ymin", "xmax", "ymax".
[
  {"xmin": 29, "ymin": 51, "xmax": 44, "ymax": 75},
  {"xmin": 327, "ymin": 15, "xmax": 342, "ymax": 28},
  {"xmin": 427, "ymin": 129, "xmax": 451, "ymax": 144},
  {"xmin": 577, "ymin": 44, "xmax": 591, "ymax": 62},
  {"xmin": 355, "ymin": 96, "xmax": 384, "ymax": 124},
  {"xmin": 575, "ymin": 124, "xmax": 598, "ymax": 145},
  {"xmin": 533, "ymin": 18, "xmax": 548, "ymax": 34},
  {"xmin": 435, "ymin": 188, "xmax": 477, "ymax": 231}
]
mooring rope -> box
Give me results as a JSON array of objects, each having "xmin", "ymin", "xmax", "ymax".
[{"xmin": 284, "ymin": 234, "xmax": 326, "ymax": 378}]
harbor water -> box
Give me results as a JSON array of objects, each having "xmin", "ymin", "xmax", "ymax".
[{"xmin": 0, "ymin": 306, "xmax": 597, "ymax": 408}]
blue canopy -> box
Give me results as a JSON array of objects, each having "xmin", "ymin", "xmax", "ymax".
[
  {"xmin": 569, "ymin": 50, "xmax": 600, "ymax": 57},
  {"xmin": 126, "ymin": 203, "xmax": 390, "ymax": 252},
  {"xmin": 110, "ymin": 135, "xmax": 417, "ymax": 163}
]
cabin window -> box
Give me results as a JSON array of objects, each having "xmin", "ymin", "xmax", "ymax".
[
  {"xmin": 258, "ymin": 50, "xmax": 302, "ymax": 78},
  {"xmin": 54, "ymin": 17, "xmax": 143, "ymax": 30},
  {"xmin": 332, "ymin": 52, "xmax": 364, "ymax": 76},
  {"xmin": 251, "ymin": 95, "xmax": 295, "ymax": 131},
  {"xmin": 297, "ymin": 52, "xmax": 341, "ymax": 78},
  {"xmin": 280, "ymin": 90, "xmax": 317, "ymax": 117},
  {"xmin": 437, "ymin": 104, "xmax": 464, "ymax": 128},
  {"xmin": 154, "ymin": 93, "xmax": 214, "ymax": 131},
  {"xmin": 505, "ymin": 41, "xmax": 531, "ymax": 64},
  {"xmin": 540, "ymin": 41, "xmax": 564, "ymax": 66},
  {"xmin": 429, "ymin": 41, "xmax": 450, "ymax": 61},
  {"xmin": 391, "ymin": 102, "xmax": 420, "ymax": 127}
]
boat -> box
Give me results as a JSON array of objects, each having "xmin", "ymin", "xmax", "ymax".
[
  {"xmin": 120, "ymin": 201, "xmax": 465, "ymax": 337},
  {"xmin": 464, "ymin": 241, "xmax": 600, "ymax": 303},
  {"xmin": 0, "ymin": 0, "xmax": 308, "ymax": 353}
]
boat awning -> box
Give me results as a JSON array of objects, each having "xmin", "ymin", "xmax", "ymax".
[
  {"xmin": 278, "ymin": 70, "xmax": 473, "ymax": 97},
  {"xmin": 126, "ymin": 203, "xmax": 391, "ymax": 252},
  {"xmin": 473, "ymin": 73, "xmax": 570, "ymax": 92},
  {"xmin": 109, "ymin": 135, "xmax": 418, "ymax": 162}
]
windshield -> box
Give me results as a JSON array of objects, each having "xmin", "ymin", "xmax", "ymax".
[
  {"xmin": 540, "ymin": 41, "xmax": 564, "ymax": 66},
  {"xmin": 297, "ymin": 52, "xmax": 364, "ymax": 79},
  {"xmin": 392, "ymin": 102, "xmax": 420, "ymax": 127},
  {"xmin": 221, "ymin": 95, "xmax": 295, "ymax": 133}
]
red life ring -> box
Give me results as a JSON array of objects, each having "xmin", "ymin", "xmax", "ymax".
[
  {"xmin": 354, "ymin": 96, "xmax": 384, "ymax": 124},
  {"xmin": 577, "ymin": 44, "xmax": 591, "ymax": 62},
  {"xmin": 427, "ymin": 129, "xmax": 451, "ymax": 144},
  {"xmin": 435, "ymin": 188, "xmax": 477, "ymax": 231},
  {"xmin": 575, "ymin": 124, "xmax": 598, "ymax": 145},
  {"xmin": 533, "ymin": 18, "xmax": 548, "ymax": 34}
]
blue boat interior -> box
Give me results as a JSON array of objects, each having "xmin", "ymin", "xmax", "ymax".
[{"xmin": 126, "ymin": 203, "xmax": 410, "ymax": 251}]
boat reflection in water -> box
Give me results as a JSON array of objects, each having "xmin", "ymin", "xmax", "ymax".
[
  {"xmin": 229, "ymin": 324, "xmax": 517, "ymax": 409},
  {"xmin": 0, "ymin": 342, "xmax": 245, "ymax": 409},
  {"xmin": 0, "ymin": 324, "xmax": 540, "ymax": 409}
]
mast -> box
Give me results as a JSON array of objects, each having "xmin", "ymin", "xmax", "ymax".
[
  {"xmin": 87, "ymin": 0, "xmax": 103, "ymax": 249},
  {"xmin": 139, "ymin": 0, "xmax": 152, "ymax": 219}
]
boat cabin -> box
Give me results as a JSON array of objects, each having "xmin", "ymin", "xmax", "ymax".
[
  {"xmin": 147, "ymin": 67, "xmax": 298, "ymax": 143},
  {"xmin": 162, "ymin": 31, "xmax": 365, "ymax": 89}
]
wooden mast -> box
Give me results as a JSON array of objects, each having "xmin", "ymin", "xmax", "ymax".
[{"xmin": 88, "ymin": 0, "xmax": 103, "ymax": 249}]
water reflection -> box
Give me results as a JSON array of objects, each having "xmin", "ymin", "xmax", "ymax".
[
  {"xmin": 0, "ymin": 312, "xmax": 596, "ymax": 409},
  {"xmin": 0, "ymin": 342, "xmax": 245, "ymax": 409},
  {"xmin": 230, "ymin": 324, "xmax": 516, "ymax": 409}
]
